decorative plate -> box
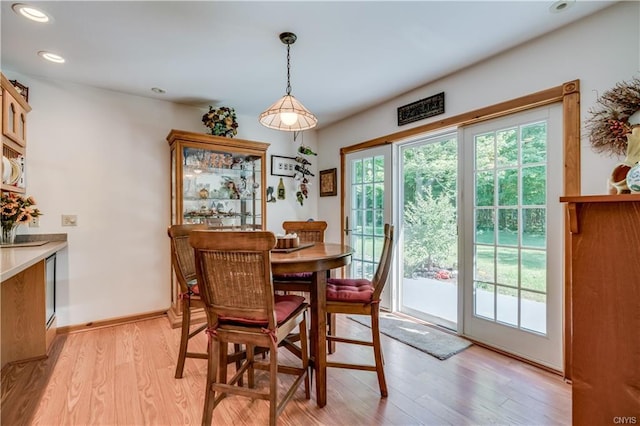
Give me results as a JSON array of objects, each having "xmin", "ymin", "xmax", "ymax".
[
  {"xmin": 1, "ymin": 156, "xmax": 10, "ymax": 184},
  {"xmin": 8, "ymin": 158, "xmax": 22, "ymax": 185}
]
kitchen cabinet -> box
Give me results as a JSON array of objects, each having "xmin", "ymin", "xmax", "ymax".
[
  {"xmin": 1, "ymin": 241, "xmax": 67, "ymax": 369},
  {"xmin": 1, "ymin": 73, "xmax": 30, "ymax": 194}
]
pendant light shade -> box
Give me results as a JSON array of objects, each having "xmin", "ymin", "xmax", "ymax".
[{"xmin": 259, "ymin": 32, "xmax": 317, "ymax": 131}]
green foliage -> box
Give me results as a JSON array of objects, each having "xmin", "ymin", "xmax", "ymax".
[
  {"xmin": 402, "ymin": 138, "xmax": 457, "ymax": 278},
  {"xmin": 403, "ymin": 187, "xmax": 457, "ymax": 277}
]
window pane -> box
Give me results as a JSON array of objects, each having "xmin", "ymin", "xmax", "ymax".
[
  {"xmin": 498, "ymin": 208, "xmax": 518, "ymax": 246},
  {"xmin": 352, "ymin": 210, "xmax": 364, "ymax": 234},
  {"xmin": 365, "ymin": 210, "xmax": 374, "ymax": 235},
  {"xmin": 476, "ymin": 209, "xmax": 495, "ymax": 244},
  {"xmin": 475, "ymin": 245, "xmax": 495, "ymax": 282},
  {"xmin": 363, "ymin": 158, "xmax": 373, "ymax": 183},
  {"xmin": 353, "ymin": 184, "xmax": 363, "ymax": 209},
  {"xmin": 521, "ymin": 122, "xmax": 547, "ymax": 164},
  {"xmin": 353, "ymin": 160, "xmax": 363, "ymax": 183},
  {"xmin": 364, "ymin": 184, "xmax": 373, "ymax": 209},
  {"xmin": 521, "ymin": 249, "xmax": 546, "ymax": 292},
  {"xmin": 521, "ymin": 290, "xmax": 546, "ymax": 334},
  {"xmin": 374, "ymin": 182, "xmax": 384, "ymax": 210},
  {"xmin": 374, "ymin": 156, "xmax": 384, "ymax": 182},
  {"xmin": 496, "ymin": 247, "xmax": 518, "ymax": 286},
  {"xmin": 522, "ymin": 208, "xmax": 546, "ymax": 248},
  {"xmin": 496, "ymin": 285, "xmax": 518, "ymax": 326},
  {"xmin": 522, "ymin": 165, "xmax": 546, "ymax": 205},
  {"xmin": 475, "ymin": 133, "xmax": 495, "ymax": 170},
  {"xmin": 352, "ymin": 234, "xmax": 363, "ymax": 258},
  {"xmin": 498, "ymin": 169, "xmax": 518, "ymax": 206},
  {"xmin": 476, "ymin": 171, "xmax": 494, "ymax": 206},
  {"xmin": 497, "ymin": 127, "xmax": 518, "ymax": 167},
  {"xmin": 474, "ymin": 281, "xmax": 495, "ymax": 320}
]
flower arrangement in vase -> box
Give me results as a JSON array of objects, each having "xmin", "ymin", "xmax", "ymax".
[
  {"xmin": 0, "ymin": 192, "xmax": 42, "ymax": 244},
  {"xmin": 202, "ymin": 106, "xmax": 238, "ymax": 138}
]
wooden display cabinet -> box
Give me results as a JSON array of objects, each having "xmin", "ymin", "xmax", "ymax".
[
  {"xmin": 560, "ymin": 194, "xmax": 640, "ymax": 424},
  {"xmin": 166, "ymin": 129, "xmax": 269, "ymax": 327}
]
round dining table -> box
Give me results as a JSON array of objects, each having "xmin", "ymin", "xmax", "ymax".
[{"xmin": 271, "ymin": 242, "xmax": 353, "ymax": 408}]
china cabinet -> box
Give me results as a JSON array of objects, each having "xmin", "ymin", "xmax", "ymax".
[
  {"xmin": 166, "ymin": 129, "xmax": 269, "ymax": 326},
  {"xmin": 1, "ymin": 73, "xmax": 30, "ymax": 193},
  {"xmin": 560, "ymin": 194, "xmax": 640, "ymax": 424}
]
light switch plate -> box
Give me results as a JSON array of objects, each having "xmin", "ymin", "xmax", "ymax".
[{"xmin": 61, "ymin": 214, "xmax": 77, "ymax": 226}]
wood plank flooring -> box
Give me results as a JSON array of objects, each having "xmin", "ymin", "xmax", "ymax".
[{"xmin": 1, "ymin": 316, "xmax": 571, "ymax": 425}]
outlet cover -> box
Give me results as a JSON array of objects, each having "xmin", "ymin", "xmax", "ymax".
[
  {"xmin": 29, "ymin": 216, "xmax": 39, "ymax": 227},
  {"xmin": 61, "ymin": 214, "xmax": 78, "ymax": 226}
]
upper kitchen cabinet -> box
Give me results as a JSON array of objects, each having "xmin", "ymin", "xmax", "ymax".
[{"xmin": 1, "ymin": 73, "xmax": 30, "ymax": 194}]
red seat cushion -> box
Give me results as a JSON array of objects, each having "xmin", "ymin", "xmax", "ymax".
[
  {"xmin": 273, "ymin": 272, "xmax": 313, "ymax": 281},
  {"xmin": 326, "ymin": 278, "xmax": 374, "ymax": 303},
  {"xmin": 219, "ymin": 294, "xmax": 306, "ymax": 326}
]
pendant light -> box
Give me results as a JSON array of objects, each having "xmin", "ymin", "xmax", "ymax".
[{"xmin": 259, "ymin": 32, "xmax": 318, "ymax": 131}]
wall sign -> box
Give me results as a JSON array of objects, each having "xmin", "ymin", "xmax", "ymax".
[{"xmin": 397, "ymin": 92, "xmax": 445, "ymax": 126}]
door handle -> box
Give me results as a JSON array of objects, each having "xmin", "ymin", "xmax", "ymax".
[{"xmin": 344, "ymin": 216, "xmax": 353, "ymax": 236}]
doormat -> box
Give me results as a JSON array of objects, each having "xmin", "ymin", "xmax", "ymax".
[{"xmin": 348, "ymin": 313, "xmax": 472, "ymax": 360}]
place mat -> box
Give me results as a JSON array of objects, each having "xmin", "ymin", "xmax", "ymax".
[
  {"xmin": 271, "ymin": 242, "xmax": 315, "ymax": 253},
  {"xmin": 0, "ymin": 240, "xmax": 49, "ymax": 248},
  {"xmin": 349, "ymin": 313, "xmax": 472, "ymax": 360}
]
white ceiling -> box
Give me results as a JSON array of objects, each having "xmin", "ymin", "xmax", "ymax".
[{"xmin": 1, "ymin": 1, "xmax": 615, "ymax": 129}]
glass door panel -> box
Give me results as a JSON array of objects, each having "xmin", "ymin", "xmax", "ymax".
[
  {"xmin": 399, "ymin": 133, "xmax": 458, "ymax": 330},
  {"xmin": 345, "ymin": 145, "xmax": 392, "ymax": 309}
]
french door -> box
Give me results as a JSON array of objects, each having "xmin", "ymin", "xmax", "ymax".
[
  {"xmin": 461, "ymin": 104, "xmax": 563, "ymax": 370},
  {"xmin": 344, "ymin": 145, "xmax": 392, "ymax": 310}
]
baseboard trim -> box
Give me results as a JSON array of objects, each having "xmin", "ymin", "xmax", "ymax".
[{"xmin": 56, "ymin": 310, "xmax": 168, "ymax": 335}]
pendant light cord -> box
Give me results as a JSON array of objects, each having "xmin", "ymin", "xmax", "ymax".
[{"xmin": 286, "ymin": 43, "xmax": 292, "ymax": 96}]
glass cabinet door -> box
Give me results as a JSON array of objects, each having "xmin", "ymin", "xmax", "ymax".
[{"xmin": 181, "ymin": 147, "xmax": 262, "ymax": 229}]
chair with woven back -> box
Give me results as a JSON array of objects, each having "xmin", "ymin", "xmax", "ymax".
[
  {"xmin": 168, "ymin": 223, "xmax": 209, "ymax": 379},
  {"xmin": 272, "ymin": 220, "xmax": 327, "ymax": 290},
  {"xmin": 190, "ymin": 230, "xmax": 310, "ymax": 426},
  {"xmin": 325, "ymin": 223, "xmax": 395, "ymax": 397},
  {"xmin": 168, "ymin": 223, "xmax": 244, "ymax": 379}
]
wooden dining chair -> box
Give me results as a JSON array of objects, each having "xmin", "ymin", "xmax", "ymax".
[
  {"xmin": 325, "ymin": 223, "xmax": 395, "ymax": 397},
  {"xmin": 273, "ymin": 220, "xmax": 327, "ymax": 289},
  {"xmin": 190, "ymin": 230, "xmax": 310, "ymax": 426},
  {"xmin": 169, "ymin": 224, "xmax": 245, "ymax": 379},
  {"xmin": 272, "ymin": 220, "xmax": 337, "ymax": 353},
  {"xmin": 168, "ymin": 223, "xmax": 209, "ymax": 379}
]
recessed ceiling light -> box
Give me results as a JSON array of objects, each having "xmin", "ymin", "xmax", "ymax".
[
  {"xmin": 549, "ymin": 0, "xmax": 575, "ymax": 13},
  {"xmin": 12, "ymin": 3, "xmax": 50, "ymax": 23},
  {"xmin": 38, "ymin": 51, "xmax": 65, "ymax": 63},
  {"xmin": 151, "ymin": 87, "xmax": 166, "ymax": 94}
]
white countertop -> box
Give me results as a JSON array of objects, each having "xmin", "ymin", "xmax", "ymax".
[{"xmin": 1, "ymin": 241, "xmax": 68, "ymax": 282}]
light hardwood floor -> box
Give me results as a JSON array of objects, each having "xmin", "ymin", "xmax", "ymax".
[{"xmin": 1, "ymin": 315, "xmax": 571, "ymax": 425}]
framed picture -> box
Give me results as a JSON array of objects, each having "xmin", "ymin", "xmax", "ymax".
[
  {"xmin": 320, "ymin": 168, "xmax": 337, "ymax": 197},
  {"xmin": 271, "ymin": 155, "xmax": 296, "ymax": 177}
]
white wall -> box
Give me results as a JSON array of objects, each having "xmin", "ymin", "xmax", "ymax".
[
  {"xmin": 316, "ymin": 2, "xmax": 640, "ymax": 243},
  {"xmin": 6, "ymin": 73, "xmax": 318, "ymax": 327}
]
